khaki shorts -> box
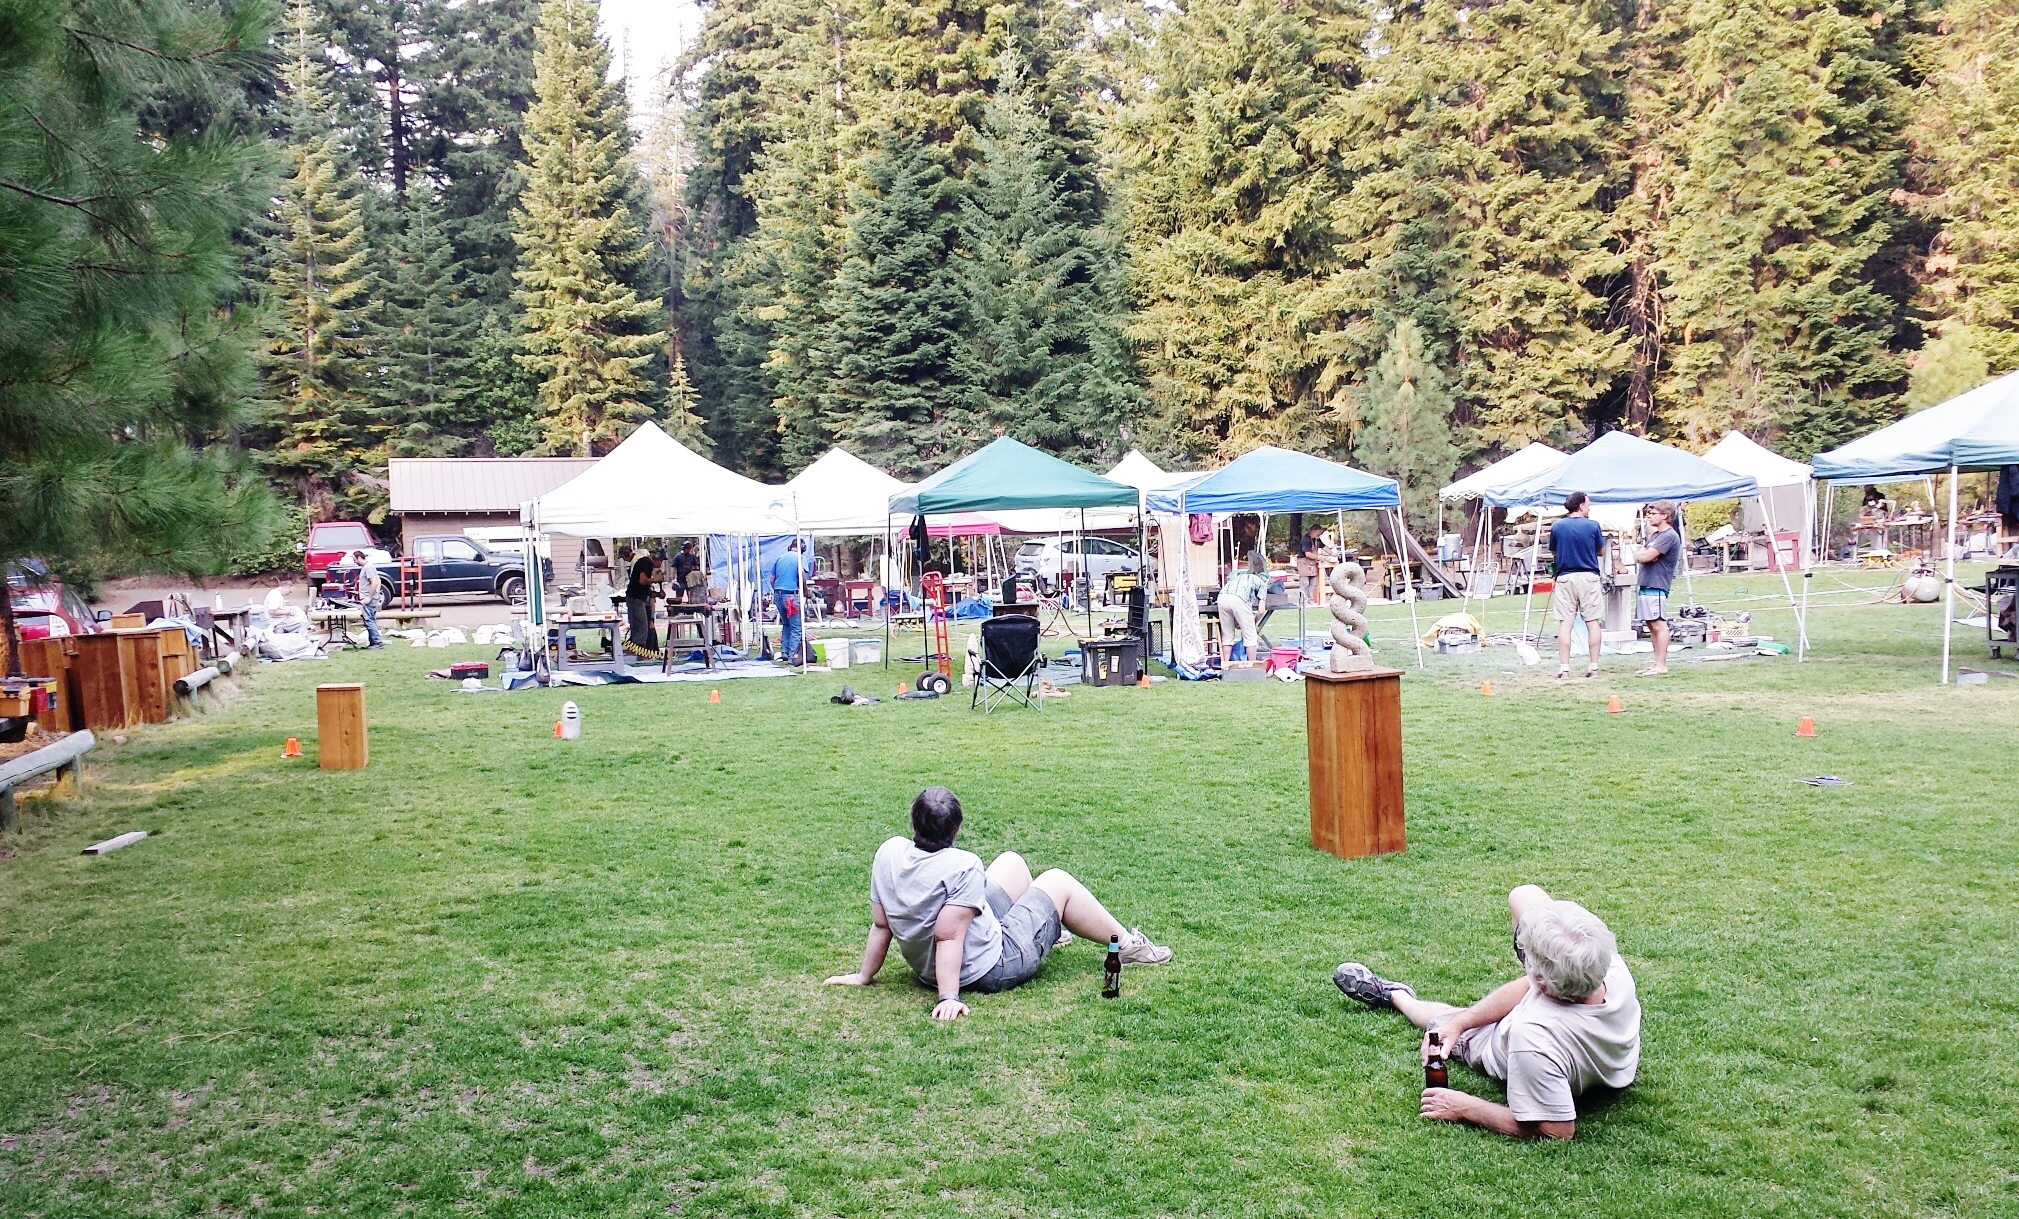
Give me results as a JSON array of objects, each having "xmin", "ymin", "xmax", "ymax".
[{"xmin": 1551, "ymin": 571, "xmax": 1605, "ymax": 622}]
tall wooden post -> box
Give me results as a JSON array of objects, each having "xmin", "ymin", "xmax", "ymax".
[
  {"xmin": 316, "ymin": 683, "xmax": 368, "ymax": 769},
  {"xmin": 1304, "ymin": 667, "xmax": 1405, "ymax": 858}
]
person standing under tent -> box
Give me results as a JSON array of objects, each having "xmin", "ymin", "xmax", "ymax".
[
  {"xmin": 768, "ymin": 536, "xmax": 805, "ymax": 665},
  {"xmin": 1296, "ymin": 524, "xmax": 1334, "ymax": 606},
  {"xmin": 1634, "ymin": 501, "xmax": 1682, "ymax": 678},
  {"xmin": 1550, "ymin": 493, "xmax": 1606, "ymax": 680},
  {"xmin": 349, "ymin": 549, "xmax": 384, "ymax": 650},
  {"xmin": 624, "ymin": 552, "xmax": 660, "ymax": 651},
  {"xmin": 1217, "ymin": 550, "xmax": 1269, "ymax": 662},
  {"xmin": 671, "ymin": 539, "xmax": 700, "ymax": 604}
]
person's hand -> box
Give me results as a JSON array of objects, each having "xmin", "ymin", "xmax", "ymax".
[
  {"xmin": 1420, "ymin": 1088, "xmax": 1470, "ymax": 1123},
  {"xmin": 931, "ymin": 997, "xmax": 969, "ymax": 1021},
  {"xmin": 822, "ymin": 972, "xmax": 869, "ymax": 986},
  {"xmin": 1421, "ymin": 1018, "xmax": 1465, "ymax": 1064}
]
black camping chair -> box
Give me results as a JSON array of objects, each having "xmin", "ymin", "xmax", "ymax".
[{"xmin": 973, "ymin": 613, "xmax": 1042, "ymax": 713}]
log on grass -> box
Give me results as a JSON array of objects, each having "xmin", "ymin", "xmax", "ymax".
[
  {"xmin": 174, "ymin": 666, "xmax": 220, "ymax": 696},
  {"xmin": 0, "ymin": 729, "xmax": 96, "ymax": 832}
]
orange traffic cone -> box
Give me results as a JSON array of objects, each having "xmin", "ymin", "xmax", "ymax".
[
  {"xmin": 708, "ymin": 688, "xmax": 721, "ymax": 704},
  {"xmin": 1606, "ymin": 694, "xmax": 1623, "ymax": 714},
  {"xmin": 897, "ymin": 681, "xmax": 910, "ymax": 696},
  {"xmin": 281, "ymin": 736, "xmax": 301, "ymax": 758},
  {"xmin": 553, "ymin": 720, "xmax": 563, "ymax": 737},
  {"xmin": 1138, "ymin": 672, "xmax": 1151, "ymax": 689},
  {"xmin": 1796, "ymin": 715, "xmax": 1815, "ymax": 737},
  {"xmin": 1481, "ymin": 680, "xmax": 1494, "ymax": 696}
]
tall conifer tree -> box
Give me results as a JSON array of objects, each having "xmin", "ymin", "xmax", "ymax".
[
  {"xmin": 373, "ymin": 187, "xmax": 482, "ymax": 453},
  {"xmin": 265, "ymin": 0, "xmax": 380, "ymax": 514},
  {"xmin": 511, "ymin": 0, "xmax": 665, "ymax": 456},
  {"xmin": 1354, "ymin": 319, "xmax": 1458, "ymax": 530}
]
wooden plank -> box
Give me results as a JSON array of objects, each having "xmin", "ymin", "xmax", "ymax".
[
  {"xmin": 316, "ymin": 683, "xmax": 368, "ymax": 769},
  {"xmin": 157, "ymin": 630, "xmax": 195, "ymax": 690},
  {"xmin": 118, "ymin": 630, "xmax": 170, "ymax": 723},
  {"xmin": 82, "ymin": 830, "xmax": 147, "ymax": 855},
  {"xmin": 1304, "ymin": 668, "xmax": 1406, "ymax": 859},
  {"xmin": 72, "ymin": 633, "xmax": 136, "ymax": 730},
  {"xmin": 109, "ymin": 613, "xmax": 146, "ymax": 629}
]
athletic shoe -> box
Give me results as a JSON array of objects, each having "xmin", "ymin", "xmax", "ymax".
[
  {"xmin": 1334, "ymin": 961, "xmax": 1415, "ymax": 1010},
  {"xmin": 1554, "ymin": 667, "xmax": 1570, "ymax": 681},
  {"xmin": 1118, "ymin": 928, "xmax": 1172, "ymax": 965},
  {"xmin": 1055, "ymin": 927, "xmax": 1074, "ymax": 949}
]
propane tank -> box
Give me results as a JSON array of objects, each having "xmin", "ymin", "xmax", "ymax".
[{"xmin": 559, "ymin": 700, "xmax": 582, "ymax": 739}]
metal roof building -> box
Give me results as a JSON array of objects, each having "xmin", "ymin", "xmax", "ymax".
[{"xmin": 387, "ymin": 457, "xmax": 599, "ymax": 554}]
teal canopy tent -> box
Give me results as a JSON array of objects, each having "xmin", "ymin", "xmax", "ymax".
[
  {"xmin": 888, "ymin": 436, "xmax": 1137, "ymax": 516},
  {"xmin": 1812, "ymin": 369, "xmax": 2019, "ymax": 682}
]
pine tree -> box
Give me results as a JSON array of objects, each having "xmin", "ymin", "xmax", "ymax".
[
  {"xmin": 511, "ymin": 0, "xmax": 666, "ymax": 456},
  {"xmin": 1647, "ymin": 0, "xmax": 1909, "ymax": 453},
  {"xmin": 1905, "ymin": 323, "xmax": 1990, "ymax": 408},
  {"xmin": 265, "ymin": 0, "xmax": 381, "ymax": 515},
  {"xmin": 638, "ymin": 71, "xmax": 712, "ymax": 455},
  {"xmin": 1354, "ymin": 320, "xmax": 1458, "ymax": 531},
  {"xmin": 958, "ymin": 52, "xmax": 1139, "ymax": 465},
  {"xmin": 822, "ymin": 141, "xmax": 973, "ymax": 476},
  {"xmin": 0, "ymin": 0, "xmax": 281, "ymax": 668},
  {"xmin": 373, "ymin": 186, "xmax": 483, "ymax": 453},
  {"xmin": 1905, "ymin": 0, "xmax": 2019, "ymax": 372}
]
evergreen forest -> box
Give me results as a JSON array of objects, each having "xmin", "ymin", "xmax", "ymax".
[{"xmin": 5, "ymin": 0, "xmax": 2019, "ymax": 559}]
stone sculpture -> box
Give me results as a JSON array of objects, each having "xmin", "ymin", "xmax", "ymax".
[{"xmin": 1328, "ymin": 561, "xmax": 1375, "ymax": 673}]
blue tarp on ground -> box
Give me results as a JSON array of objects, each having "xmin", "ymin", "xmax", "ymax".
[
  {"xmin": 889, "ymin": 436, "xmax": 1137, "ymax": 516},
  {"xmin": 1814, "ymin": 370, "xmax": 2019, "ymax": 478},
  {"xmin": 1482, "ymin": 430, "xmax": 1758, "ymax": 507},
  {"xmin": 1144, "ymin": 446, "xmax": 1400, "ymax": 514}
]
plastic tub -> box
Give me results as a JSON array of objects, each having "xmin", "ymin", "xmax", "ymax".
[{"xmin": 849, "ymin": 638, "xmax": 882, "ymax": 665}]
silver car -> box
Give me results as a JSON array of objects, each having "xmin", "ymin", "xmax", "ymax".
[{"xmin": 1014, "ymin": 536, "xmax": 1141, "ymax": 592}]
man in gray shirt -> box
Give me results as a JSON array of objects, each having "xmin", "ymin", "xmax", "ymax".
[
  {"xmin": 349, "ymin": 549, "xmax": 384, "ymax": 649},
  {"xmin": 1634, "ymin": 501, "xmax": 1681, "ymax": 676},
  {"xmin": 825, "ymin": 787, "xmax": 1172, "ymax": 1020}
]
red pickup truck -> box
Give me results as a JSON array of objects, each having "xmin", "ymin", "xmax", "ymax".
[{"xmin": 300, "ymin": 521, "xmax": 382, "ymax": 592}]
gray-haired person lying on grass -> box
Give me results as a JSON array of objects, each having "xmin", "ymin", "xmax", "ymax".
[
  {"xmin": 1335, "ymin": 886, "xmax": 1640, "ymax": 1140},
  {"xmin": 825, "ymin": 787, "xmax": 1172, "ymax": 1020}
]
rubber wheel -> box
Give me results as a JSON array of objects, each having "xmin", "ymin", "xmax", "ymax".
[{"xmin": 924, "ymin": 672, "xmax": 952, "ymax": 696}]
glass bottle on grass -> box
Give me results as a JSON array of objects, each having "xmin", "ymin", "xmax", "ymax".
[
  {"xmin": 1424, "ymin": 1032, "xmax": 1449, "ymax": 1090},
  {"xmin": 1102, "ymin": 935, "xmax": 1121, "ymax": 998}
]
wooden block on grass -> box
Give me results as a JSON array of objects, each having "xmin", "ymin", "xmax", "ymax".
[
  {"xmin": 72, "ymin": 633, "xmax": 137, "ymax": 730},
  {"xmin": 316, "ymin": 683, "xmax": 368, "ymax": 769},
  {"xmin": 1304, "ymin": 667, "xmax": 1406, "ymax": 859},
  {"xmin": 82, "ymin": 830, "xmax": 147, "ymax": 855}
]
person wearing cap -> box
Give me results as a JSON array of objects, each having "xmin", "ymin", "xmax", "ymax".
[
  {"xmin": 345, "ymin": 550, "xmax": 384, "ymax": 649},
  {"xmin": 1634, "ymin": 501, "xmax": 1682, "ymax": 676}
]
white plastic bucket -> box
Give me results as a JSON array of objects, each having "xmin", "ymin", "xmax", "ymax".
[{"xmin": 560, "ymin": 700, "xmax": 581, "ymax": 739}]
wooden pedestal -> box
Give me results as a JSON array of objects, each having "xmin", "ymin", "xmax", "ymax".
[
  {"xmin": 73, "ymin": 633, "xmax": 140, "ymax": 730},
  {"xmin": 1304, "ymin": 666, "xmax": 1406, "ymax": 858},
  {"xmin": 316, "ymin": 683, "xmax": 368, "ymax": 769}
]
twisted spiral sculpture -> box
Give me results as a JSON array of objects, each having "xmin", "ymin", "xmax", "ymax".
[{"xmin": 1328, "ymin": 561, "xmax": 1375, "ymax": 672}]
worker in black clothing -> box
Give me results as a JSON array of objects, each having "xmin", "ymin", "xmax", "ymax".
[
  {"xmin": 625, "ymin": 553, "xmax": 660, "ymax": 650},
  {"xmin": 671, "ymin": 540, "xmax": 700, "ymax": 604}
]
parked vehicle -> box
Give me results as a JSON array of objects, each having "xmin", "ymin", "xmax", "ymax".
[
  {"xmin": 300, "ymin": 520, "xmax": 385, "ymax": 593},
  {"xmin": 5, "ymin": 560, "xmax": 103, "ymax": 642},
  {"xmin": 325, "ymin": 534, "xmax": 551, "ymax": 607},
  {"xmin": 1013, "ymin": 536, "xmax": 1141, "ymax": 591}
]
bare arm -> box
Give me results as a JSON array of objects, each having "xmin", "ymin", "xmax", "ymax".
[
  {"xmin": 931, "ymin": 903, "xmax": 978, "ymax": 1021},
  {"xmin": 824, "ymin": 902, "xmax": 893, "ymax": 986},
  {"xmin": 1422, "ymin": 975, "xmax": 1533, "ymax": 1062},
  {"xmin": 1420, "ymin": 1090, "xmax": 1576, "ymax": 1140}
]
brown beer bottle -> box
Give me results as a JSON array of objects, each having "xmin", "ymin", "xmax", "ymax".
[
  {"xmin": 1102, "ymin": 935, "xmax": 1122, "ymax": 998},
  {"xmin": 1424, "ymin": 1032, "xmax": 1449, "ymax": 1090}
]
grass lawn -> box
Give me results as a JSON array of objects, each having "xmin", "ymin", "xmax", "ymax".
[{"xmin": 2, "ymin": 571, "xmax": 2015, "ymax": 1217}]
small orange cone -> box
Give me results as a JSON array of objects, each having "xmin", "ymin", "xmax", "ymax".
[
  {"xmin": 708, "ymin": 688, "xmax": 721, "ymax": 704},
  {"xmin": 1606, "ymin": 694, "xmax": 1623, "ymax": 714},
  {"xmin": 1481, "ymin": 680, "xmax": 1494, "ymax": 696},
  {"xmin": 1138, "ymin": 672, "xmax": 1151, "ymax": 689},
  {"xmin": 1797, "ymin": 715, "xmax": 1815, "ymax": 737},
  {"xmin": 553, "ymin": 720, "xmax": 563, "ymax": 737},
  {"xmin": 897, "ymin": 681, "xmax": 910, "ymax": 696},
  {"xmin": 282, "ymin": 736, "xmax": 301, "ymax": 758}
]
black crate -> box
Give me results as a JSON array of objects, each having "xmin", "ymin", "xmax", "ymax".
[{"xmin": 1081, "ymin": 638, "xmax": 1141, "ymax": 687}]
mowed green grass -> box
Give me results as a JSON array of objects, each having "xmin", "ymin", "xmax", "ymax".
[{"xmin": 1, "ymin": 573, "xmax": 2015, "ymax": 1217}]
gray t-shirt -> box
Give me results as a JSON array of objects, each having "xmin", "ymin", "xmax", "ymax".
[
  {"xmin": 870, "ymin": 837, "xmax": 1002, "ymax": 987},
  {"xmin": 1460, "ymin": 957, "xmax": 1641, "ymax": 1123},
  {"xmin": 357, "ymin": 558, "xmax": 379, "ymax": 604},
  {"xmin": 1637, "ymin": 527, "xmax": 1680, "ymax": 592}
]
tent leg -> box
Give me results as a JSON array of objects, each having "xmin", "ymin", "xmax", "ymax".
[
  {"xmin": 1521, "ymin": 504, "xmax": 1543, "ymax": 644},
  {"xmin": 883, "ymin": 517, "xmax": 892, "ymax": 670},
  {"xmin": 1395, "ymin": 507, "xmax": 1424, "ymax": 669},
  {"xmin": 1942, "ymin": 465, "xmax": 1958, "ymax": 685},
  {"xmin": 1756, "ymin": 492, "xmax": 1807, "ymax": 658}
]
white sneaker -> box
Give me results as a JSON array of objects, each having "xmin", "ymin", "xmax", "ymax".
[{"xmin": 1118, "ymin": 928, "xmax": 1172, "ymax": 966}]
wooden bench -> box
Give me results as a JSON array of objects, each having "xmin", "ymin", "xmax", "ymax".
[{"xmin": 0, "ymin": 729, "xmax": 95, "ymax": 832}]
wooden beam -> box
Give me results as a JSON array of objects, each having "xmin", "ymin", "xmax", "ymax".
[{"xmin": 81, "ymin": 830, "xmax": 146, "ymax": 855}]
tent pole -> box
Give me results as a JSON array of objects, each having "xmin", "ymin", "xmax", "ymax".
[
  {"xmin": 883, "ymin": 515, "xmax": 892, "ymax": 671},
  {"xmin": 1942, "ymin": 464, "xmax": 1958, "ymax": 684},
  {"xmin": 1083, "ymin": 508, "xmax": 1093, "ymax": 638},
  {"xmin": 1756, "ymin": 491, "xmax": 1807, "ymax": 659},
  {"xmin": 1521, "ymin": 504, "xmax": 1543, "ymax": 643},
  {"xmin": 1395, "ymin": 506, "xmax": 1424, "ymax": 669}
]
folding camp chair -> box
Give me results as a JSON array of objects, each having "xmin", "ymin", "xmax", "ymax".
[{"xmin": 972, "ymin": 614, "xmax": 1042, "ymax": 712}]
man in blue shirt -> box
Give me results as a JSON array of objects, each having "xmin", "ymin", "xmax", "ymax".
[
  {"xmin": 1548, "ymin": 493, "xmax": 1605, "ymax": 679},
  {"xmin": 768, "ymin": 537, "xmax": 805, "ymax": 665}
]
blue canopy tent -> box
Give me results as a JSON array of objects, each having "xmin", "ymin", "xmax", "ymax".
[
  {"xmin": 1143, "ymin": 446, "xmax": 1415, "ymax": 668},
  {"xmin": 885, "ymin": 437, "xmax": 1140, "ymax": 672},
  {"xmin": 1813, "ymin": 369, "xmax": 2019, "ymax": 682},
  {"xmin": 1476, "ymin": 431, "xmax": 1813, "ymax": 659}
]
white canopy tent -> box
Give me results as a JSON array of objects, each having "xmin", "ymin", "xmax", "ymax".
[
  {"xmin": 783, "ymin": 447, "xmax": 908, "ymax": 536},
  {"xmin": 1701, "ymin": 432, "xmax": 1814, "ymax": 562},
  {"xmin": 1437, "ymin": 442, "xmax": 1570, "ymax": 614}
]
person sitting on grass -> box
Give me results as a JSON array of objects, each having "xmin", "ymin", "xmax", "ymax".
[
  {"xmin": 825, "ymin": 786, "xmax": 1172, "ymax": 1020},
  {"xmin": 1334, "ymin": 885, "xmax": 1640, "ymax": 1140}
]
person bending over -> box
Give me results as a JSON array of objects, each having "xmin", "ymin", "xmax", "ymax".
[
  {"xmin": 1334, "ymin": 885, "xmax": 1640, "ymax": 1140},
  {"xmin": 825, "ymin": 787, "xmax": 1172, "ymax": 1020}
]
